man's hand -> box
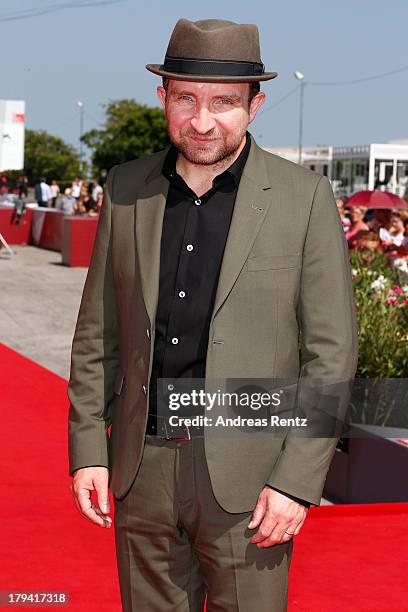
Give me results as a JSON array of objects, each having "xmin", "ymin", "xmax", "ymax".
[
  {"xmin": 248, "ymin": 487, "xmax": 308, "ymax": 547},
  {"xmin": 70, "ymin": 467, "xmax": 112, "ymax": 528}
]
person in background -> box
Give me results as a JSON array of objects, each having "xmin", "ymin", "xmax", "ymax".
[
  {"xmin": 17, "ymin": 175, "xmax": 28, "ymax": 199},
  {"xmin": 356, "ymin": 230, "xmax": 381, "ymax": 253},
  {"xmin": 367, "ymin": 209, "xmax": 391, "ymax": 233},
  {"xmin": 345, "ymin": 205, "xmax": 369, "ymax": 248},
  {"xmin": 50, "ymin": 180, "xmax": 60, "ymax": 208},
  {"xmin": 71, "ymin": 177, "xmax": 82, "ymax": 201},
  {"xmin": 336, "ymin": 197, "xmax": 351, "ymax": 232},
  {"xmin": 0, "ymin": 173, "xmax": 9, "ymax": 196},
  {"xmin": 76, "ymin": 182, "xmax": 95, "ymax": 214},
  {"xmin": 91, "ymin": 179, "xmax": 103, "ymax": 203},
  {"xmin": 58, "ymin": 188, "xmax": 76, "ymax": 215},
  {"xmin": 379, "ymin": 211, "xmax": 406, "ymax": 248},
  {"xmin": 34, "ymin": 177, "xmax": 52, "ymax": 207},
  {"xmin": 87, "ymin": 191, "xmax": 103, "ymax": 217},
  {"xmin": 79, "ymin": 181, "xmax": 88, "ymax": 199},
  {"xmin": 387, "ymin": 219, "xmax": 408, "ymax": 256},
  {"xmin": 382, "ymin": 217, "xmax": 408, "ymax": 256}
]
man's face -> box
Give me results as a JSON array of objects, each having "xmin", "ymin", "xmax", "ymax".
[{"xmin": 157, "ymin": 80, "xmax": 265, "ymax": 165}]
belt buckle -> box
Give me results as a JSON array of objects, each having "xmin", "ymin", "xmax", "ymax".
[{"xmin": 164, "ymin": 418, "xmax": 191, "ymax": 441}]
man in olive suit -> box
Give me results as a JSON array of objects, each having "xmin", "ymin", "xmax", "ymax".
[{"xmin": 68, "ymin": 18, "xmax": 358, "ymax": 612}]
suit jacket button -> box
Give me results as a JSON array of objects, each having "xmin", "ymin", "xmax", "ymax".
[
  {"xmin": 146, "ymin": 328, "xmax": 150, "ymax": 339},
  {"xmin": 142, "ymin": 384, "xmax": 147, "ymax": 395}
]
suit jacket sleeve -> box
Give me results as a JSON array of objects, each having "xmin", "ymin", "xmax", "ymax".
[
  {"xmin": 67, "ymin": 166, "xmax": 119, "ymax": 476},
  {"xmin": 266, "ymin": 485, "xmax": 311, "ymax": 508},
  {"xmin": 265, "ymin": 175, "xmax": 359, "ymax": 505}
]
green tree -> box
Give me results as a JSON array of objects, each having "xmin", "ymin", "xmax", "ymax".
[
  {"xmin": 24, "ymin": 129, "xmax": 81, "ymax": 185},
  {"xmin": 82, "ymin": 99, "xmax": 170, "ymax": 174}
]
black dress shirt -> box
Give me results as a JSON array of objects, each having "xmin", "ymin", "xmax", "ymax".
[
  {"xmin": 148, "ymin": 131, "xmax": 310, "ymax": 509},
  {"xmin": 149, "ymin": 131, "xmax": 250, "ymax": 399}
]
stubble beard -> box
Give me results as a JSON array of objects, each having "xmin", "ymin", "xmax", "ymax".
[{"xmin": 168, "ymin": 126, "xmax": 246, "ymax": 167}]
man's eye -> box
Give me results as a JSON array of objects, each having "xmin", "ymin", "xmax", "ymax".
[
  {"xmin": 178, "ymin": 95, "xmax": 194, "ymax": 102},
  {"xmin": 216, "ymin": 99, "xmax": 233, "ymax": 105}
]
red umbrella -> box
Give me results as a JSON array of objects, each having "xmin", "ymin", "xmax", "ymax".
[{"xmin": 346, "ymin": 190, "xmax": 408, "ymax": 209}]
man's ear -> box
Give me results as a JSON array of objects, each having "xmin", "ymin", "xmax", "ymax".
[
  {"xmin": 248, "ymin": 91, "xmax": 266, "ymax": 123},
  {"xmin": 157, "ymin": 86, "xmax": 166, "ymax": 109}
]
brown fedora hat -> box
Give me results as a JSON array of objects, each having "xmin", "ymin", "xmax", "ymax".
[{"xmin": 146, "ymin": 18, "xmax": 278, "ymax": 83}]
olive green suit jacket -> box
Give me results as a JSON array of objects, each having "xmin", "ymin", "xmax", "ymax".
[{"xmin": 68, "ymin": 133, "xmax": 358, "ymax": 512}]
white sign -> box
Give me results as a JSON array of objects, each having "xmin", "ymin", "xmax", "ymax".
[{"xmin": 0, "ymin": 100, "xmax": 25, "ymax": 171}]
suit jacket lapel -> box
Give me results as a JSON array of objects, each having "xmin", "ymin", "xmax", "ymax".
[
  {"xmin": 135, "ymin": 150, "xmax": 170, "ymax": 327},
  {"xmin": 134, "ymin": 135, "xmax": 274, "ymax": 329},
  {"xmin": 210, "ymin": 135, "xmax": 273, "ymax": 322}
]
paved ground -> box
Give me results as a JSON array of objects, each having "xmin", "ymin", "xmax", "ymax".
[{"xmin": 0, "ymin": 245, "xmax": 87, "ymax": 380}]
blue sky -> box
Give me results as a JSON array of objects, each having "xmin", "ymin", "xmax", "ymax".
[{"xmin": 3, "ymin": 0, "xmax": 408, "ymax": 155}]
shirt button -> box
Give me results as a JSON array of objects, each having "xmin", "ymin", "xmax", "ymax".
[
  {"xmin": 194, "ymin": 199, "xmax": 201, "ymax": 206},
  {"xmin": 171, "ymin": 337, "xmax": 179, "ymax": 345},
  {"xmin": 178, "ymin": 290, "xmax": 186, "ymax": 298},
  {"xmin": 146, "ymin": 328, "xmax": 150, "ymax": 339},
  {"xmin": 186, "ymin": 244, "xmax": 194, "ymax": 251}
]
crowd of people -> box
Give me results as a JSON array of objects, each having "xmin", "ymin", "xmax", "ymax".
[
  {"xmin": 33, "ymin": 177, "xmax": 103, "ymax": 217},
  {"xmin": 2, "ymin": 170, "xmax": 408, "ymax": 252},
  {"xmin": 336, "ymin": 198, "xmax": 408, "ymax": 256},
  {"xmin": 0, "ymin": 172, "xmax": 104, "ymax": 218}
]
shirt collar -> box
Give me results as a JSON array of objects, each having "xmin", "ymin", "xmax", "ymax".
[{"xmin": 162, "ymin": 130, "xmax": 251, "ymax": 188}]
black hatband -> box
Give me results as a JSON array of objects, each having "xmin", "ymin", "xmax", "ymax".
[{"xmin": 162, "ymin": 56, "xmax": 265, "ymax": 76}]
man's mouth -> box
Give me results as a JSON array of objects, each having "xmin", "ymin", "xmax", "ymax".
[{"xmin": 189, "ymin": 135, "xmax": 217, "ymax": 143}]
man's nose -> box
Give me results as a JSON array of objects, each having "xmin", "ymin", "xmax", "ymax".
[{"xmin": 190, "ymin": 107, "xmax": 215, "ymax": 134}]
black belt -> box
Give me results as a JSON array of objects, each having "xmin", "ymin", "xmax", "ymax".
[{"xmin": 146, "ymin": 412, "xmax": 204, "ymax": 440}]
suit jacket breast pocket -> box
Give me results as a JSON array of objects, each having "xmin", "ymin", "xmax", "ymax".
[{"xmin": 247, "ymin": 253, "xmax": 301, "ymax": 271}]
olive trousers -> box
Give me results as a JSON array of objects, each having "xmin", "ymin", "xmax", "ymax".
[{"xmin": 113, "ymin": 435, "xmax": 293, "ymax": 611}]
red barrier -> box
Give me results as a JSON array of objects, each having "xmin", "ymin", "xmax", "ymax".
[
  {"xmin": 0, "ymin": 204, "xmax": 33, "ymax": 244},
  {"xmin": 1, "ymin": 204, "xmax": 99, "ymax": 267},
  {"xmin": 61, "ymin": 215, "xmax": 98, "ymax": 267},
  {"xmin": 31, "ymin": 208, "xmax": 64, "ymax": 251}
]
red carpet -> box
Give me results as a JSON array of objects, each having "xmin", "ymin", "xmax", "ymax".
[
  {"xmin": 1, "ymin": 342, "xmax": 407, "ymax": 611},
  {"xmin": 289, "ymin": 503, "xmax": 408, "ymax": 611},
  {"xmin": 0, "ymin": 343, "xmax": 121, "ymax": 611}
]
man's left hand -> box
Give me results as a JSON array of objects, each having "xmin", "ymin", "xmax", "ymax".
[{"xmin": 248, "ymin": 487, "xmax": 308, "ymax": 547}]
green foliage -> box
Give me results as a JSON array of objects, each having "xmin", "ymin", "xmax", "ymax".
[
  {"xmin": 24, "ymin": 129, "xmax": 81, "ymax": 185},
  {"xmin": 350, "ymin": 250, "xmax": 408, "ymax": 378},
  {"xmin": 347, "ymin": 251, "xmax": 408, "ymax": 426},
  {"xmin": 82, "ymin": 99, "xmax": 170, "ymax": 174}
]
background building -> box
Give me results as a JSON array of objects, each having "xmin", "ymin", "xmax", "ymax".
[{"xmin": 264, "ymin": 140, "xmax": 408, "ymax": 198}]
